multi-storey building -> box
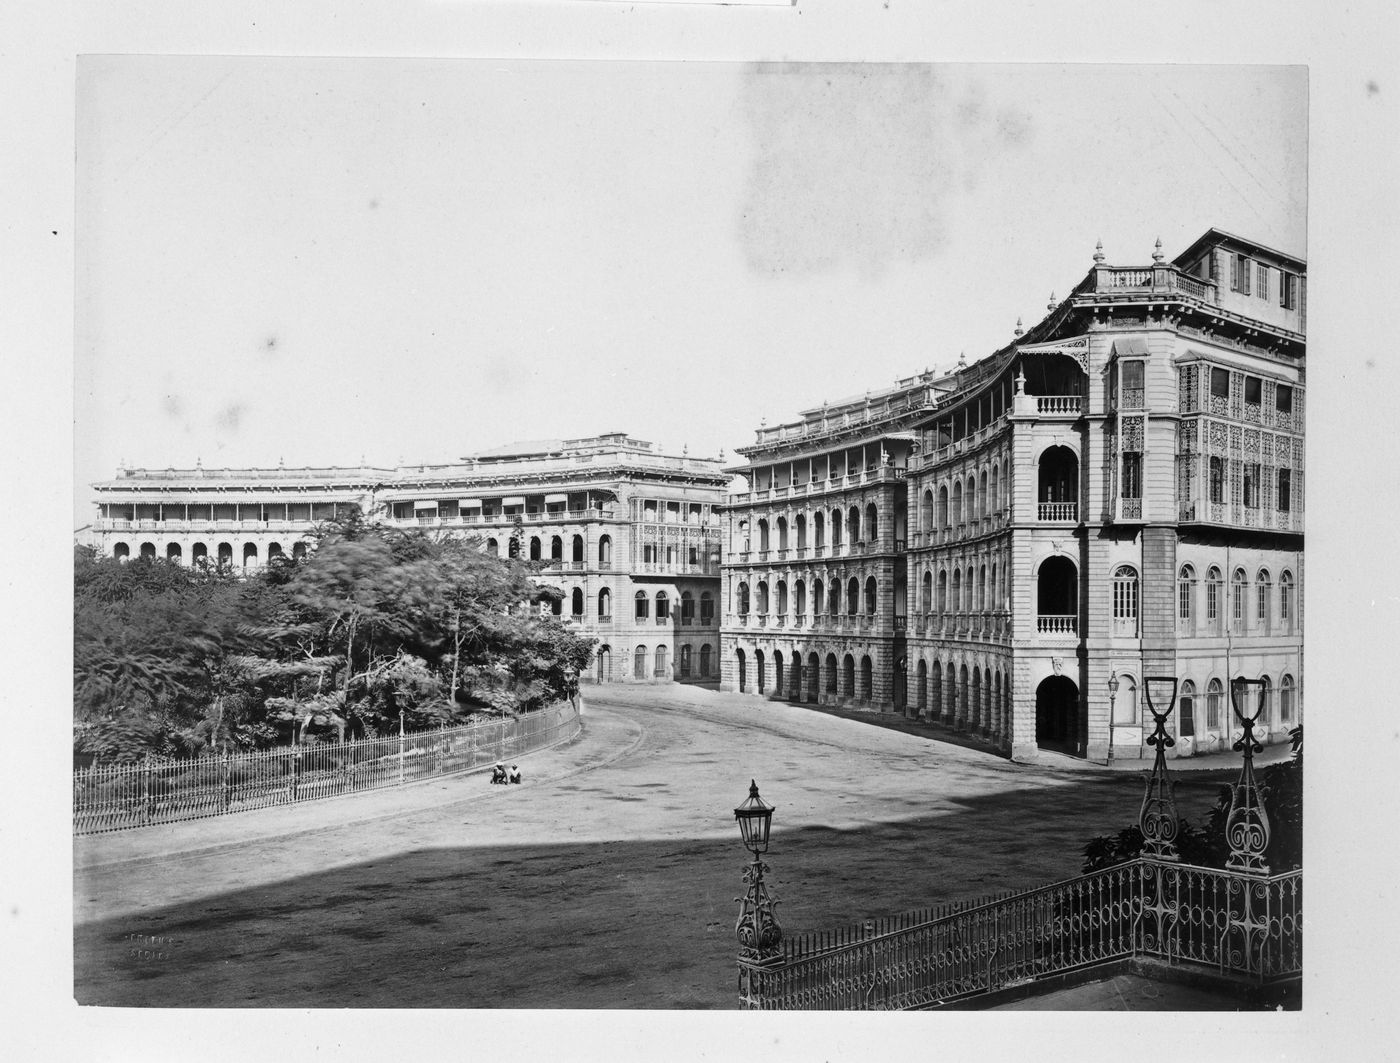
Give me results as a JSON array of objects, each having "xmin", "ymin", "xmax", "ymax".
[
  {"xmin": 721, "ymin": 229, "xmax": 1304, "ymax": 761},
  {"xmin": 88, "ymin": 433, "xmax": 730, "ymax": 685}
]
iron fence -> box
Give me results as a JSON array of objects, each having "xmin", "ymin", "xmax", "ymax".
[
  {"xmin": 738, "ymin": 858, "xmax": 1301, "ymax": 1010},
  {"xmin": 73, "ymin": 698, "xmax": 581, "ymax": 836}
]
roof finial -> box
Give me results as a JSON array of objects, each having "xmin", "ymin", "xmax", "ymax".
[
  {"xmin": 1152, "ymin": 236, "xmax": 1164, "ymax": 264},
  {"xmin": 195, "ymin": 455, "xmax": 203, "ymax": 470},
  {"xmin": 682, "ymin": 442, "xmax": 689, "ymax": 456},
  {"xmin": 278, "ymin": 455, "xmax": 285, "ymax": 468},
  {"xmin": 1093, "ymin": 238, "xmax": 1105, "ymax": 265},
  {"xmin": 956, "ymin": 351, "xmax": 967, "ymax": 370},
  {"xmin": 1047, "ymin": 291, "xmax": 1057, "ymax": 311},
  {"xmin": 1013, "ymin": 317, "xmax": 1024, "ymax": 337}
]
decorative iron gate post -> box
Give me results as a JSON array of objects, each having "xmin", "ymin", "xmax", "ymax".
[
  {"xmin": 1135, "ymin": 677, "xmax": 1181, "ymax": 961},
  {"xmin": 1226, "ymin": 677, "xmax": 1271, "ymax": 874},
  {"xmin": 734, "ymin": 781, "xmax": 784, "ymax": 1007}
]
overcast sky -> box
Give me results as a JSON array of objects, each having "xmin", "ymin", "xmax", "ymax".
[{"xmin": 75, "ymin": 59, "xmax": 1306, "ymax": 524}]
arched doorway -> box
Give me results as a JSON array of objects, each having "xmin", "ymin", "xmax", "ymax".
[
  {"xmin": 772, "ymin": 650, "xmax": 784, "ymax": 697},
  {"xmin": 735, "ymin": 648, "xmax": 747, "ymax": 692},
  {"xmin": 1036, "ymin": 675, "xmax": 1080, "ymax": 754},
  {"xmin": 755, "ymin": 650, "xmax": 766, "ymax": 694},
  {"xmin": 595, "ymin": 646, "xmax": 611, "ymax": 683},
  {"xmin": 789, "ymin": 654, "xmax": 802, "ymax": 701},
  {"xmin": 806, "ymin": 653, "xmax": 819, "ymax": 702}
]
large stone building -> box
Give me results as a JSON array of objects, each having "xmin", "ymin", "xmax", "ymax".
[
  {"xmin": 87, "ymin": 433, "xmax": 730, "ymax": 685},
  {"xmin": 720, "ymin": 230, "xmax": 1304, "ymax": 761}
]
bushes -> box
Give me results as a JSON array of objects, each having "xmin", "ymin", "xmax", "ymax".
[{"xmin": 1082, "ymin": 726, "xmax": 1302, "ymax": 874}]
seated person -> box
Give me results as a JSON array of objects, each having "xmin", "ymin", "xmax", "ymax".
[
  {"xmin": 507, "ymin": 763, "xmax": 522, "ymax": 784},
  {"xmin": 490, "ymin": 762, "xmax": 507, "ymax": 784}
]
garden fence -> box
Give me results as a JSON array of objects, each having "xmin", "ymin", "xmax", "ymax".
[
  {"xmin": 738, "ymin": 857, "xmax": 1301, "ymax": 1010},
  {"xmin": 74, "ymin": 697, "xmax": 581, "ymax": 835}
]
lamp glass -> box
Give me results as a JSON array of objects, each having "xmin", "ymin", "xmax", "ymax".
[{"xmin": 734, "ymin": 779, "xmax": 774, "ymax": 854}]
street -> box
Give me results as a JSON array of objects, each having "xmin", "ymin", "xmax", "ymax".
[{"xmin": 74, "ymin": 684, "xmax": 1233, "ymax": 1009}]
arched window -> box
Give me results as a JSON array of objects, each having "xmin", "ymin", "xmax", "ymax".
[
  {"xmin": 571, "ymin": 588, "xmax": 584, "ymax": 616},
  {"xmin": 813, "ymin": 511, "xmax": 825, "ymax": 549},
  {"xmin": 916, "ymin": 659, "xmax": 928, "ymax": 712},
  {"xmin": 952, "ymin": 480, "xmax": 963, "ymax": 527},
  {"xmin": 635, "ymin": 591, "xmax": 650, "ymax": 620},
  {"xmin": 551, "ymin": 593, "xmax": 563, "ymax": 617},
  {"xmin": 864, "ymin": 576, "xmax": 877, "ymax": 616},
  {"xmin": 1256, "ymin": 569, "xmax": 1272, "ymax": 631},
  {"xmin": 813, "ymin": 579, "xmax": 825, "ymax": 616},
  {"xmin": 773, "ymin": 650, "xmax": 785, "ymax": 695},
  {"xmin": 1115, "ymin": 674, "xmax": 1137, "ymax": 726},
  {"xmin": 1112, "ymin": 565, "xmax": 1139, "ymax": 637},
  {"xmin": 700, "ymin": 644, "xmax": 713, "ymax": 678},
  {"xmin": 1206, "ymin": 567, "xmax": 1223, "ymax": 630},
  {"xmin": 529, "ymin": 536, "xmax": 542, "ymax": 561},
  {"xmin": 737, "ymin": 581, "xmax": 750, "ymax": 615},
  {"xmin": 776, "ymin": 580, "xmax": 788, "ymax": 616},
  {"xmin": 598, "ymin": 535, "xmax": 612, "ymax": 565},
  {"xmin": 846, "ymin": 577, "xmax": 860, "ymax": 615},
  {"xmin": 1178, "ymin": 564, "xmax": 1196, "ymax": 632},
  {"xmin": 989, "ymin": 466, "xmax": 1000, "ymax": 517},
  {"xmin": 655, "ymin": 645, "xmax": 668, "ymax": 678},
  {"xmin": 952, "ymin": 569, "xmax": 962, "ymax": 613},
  {"xmin": 598, "ymin": 588, "xmax": 612, "ymax": 619},
  {"xmin": 758, "ymin": 519, "xmax": 770, "ymax": 552},
  {"xmin": 1036, "ymin": 556, "xmax": 1078, "ymax": 633},
  {"xmin": 795, "ymin": 513, "xmax": 807, "ymax": 549},
  {"xmin": 968, "ymin": 475, "xmax": 979, "ymax": 523},
  {"xmin": 755, "ymin": 649, "xmax": 766, "ymax": 693},
  {"xmin": 848, "ymin": 506, "xmax": 861, "ymax": 545},
  {"xmin": 977, "ymin": 565, "xmax": 987, "ymax": 611},
  {"xmin": 1280, "ymin": 674, "xmax": 1295, "ymax": 723},
  {"xmin": 830, "ymin": 509, "xmax": 843, "ymax": 550},
  {"xmin": 681, "ymin": 590, "xmax": 695, "ymax": 624},
  {"xmin": 937, "ymin": 570, "xmax": 948, "ymax": 613},
  {"xmin": 757, "ymin": 581, "xmax": 770, "ymax": 614},
  {"xmin": 551, "ymin": 536, "xmax": 564, "ymax": 561},
  {"xmin": 980, "ymin": 470, "xmax": 990, "ymax": 520},
  {"xmin": 633, "ymin": 645, "xmax": 648, "ymax": 678},
  {"xmin": 1206, "ymin": 678, "xmax": 1223, "ymax": 731},
  {"xmin": 1230, "ymin": 568, "xmax": 1247, "ymax": 628},
  {"xmin": 572, "ymin": 535, "xmax": 585, "ymax": 563},
  {"xmin": 921, "ymin": 490, "xmax": 934, "ymax": 532},
  {"xmin": 825, "ymin": 653, "xmax": 838, "ymax": 694},
  {"xmin": 794, "ymin": 579, "xmax": 806, "ymax": 616},
  {"xmin": 1179, "ymin": 679, "xmax": 1196, "ymax": 737},
  {"xmin": 921, "ymin": 571, "xmax": 933, "ymax": 614},
  {"xmin": 776, "ymin": 516, "xmax": 788, "ymax": 550},
  {"xmin": 1257, "ymin": 675, "xmax": 1273, "ymax": 729},
  {"xmin": 829, "ymin": 579, "xmax": 841, "ymax": 615},
  {"xmin": 700, "ymin": 591, "xmax": 714, "ymax": 624},
  {"xmin": 1280, "ymin": 570, "xmax": 1294, "ymax": 627},
  {"xmin": 843, "ymin": 654, "xmax": 856, "ymax": 696},
  {"xmin": 860, "ymin": 656, "xmax": 873, "ymax": 701},
  {"xmin": 595, "ymin": 645, "xmax": 611, "ymax": 683},
  {"xmin": 938, "ymin": 485, "xmax": 950, "ymax": 529},
  {"xmin": 485, "ymin": 538, "xmax": 499, "ymax": 557},
  {"xmin": 737, "ymin": 519, "xmax": 750, "ymax": 555},
  {"xmin": 655, "ymin": 591, "xmax": 670, "ymax": 621},
  {"xmin": 865, "ymin": 502, "xmax": 878, "ymax": 542}
]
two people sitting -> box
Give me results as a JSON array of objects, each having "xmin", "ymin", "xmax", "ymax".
[{"xmin": 490, "ymin": 761, "xmax": 523, "ymax": 785}]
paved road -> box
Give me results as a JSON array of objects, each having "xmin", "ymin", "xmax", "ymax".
[{"xmin": 74, "ymin": 685, "xmax": 1233, "ymax": 1009}]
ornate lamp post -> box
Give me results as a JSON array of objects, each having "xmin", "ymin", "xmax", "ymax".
[
  {"xmin": 1106, "ymin": 669, "xmax": 1120, "ymax": 763},
  {"xmin": 734, "ymin": 779, "xmax": 783, "ymax": 964},
  {"xmin": 1226, "ymin": 677, "xmax": 1271, "ymax": 873},
  {"xmin": 1138, "ymin": 676, "xmax": 1180, "ymax": 861}
]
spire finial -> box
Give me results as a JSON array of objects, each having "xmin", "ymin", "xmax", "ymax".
[
  {"xmin": 1013, "ymin": 317, "xmax": 1024, "ymax": 337},
  {"xmin": 1152, "ymin": 236, "xmax": 1164, "ymax": 264},
  {"xmin": 1093, "ymin": 238, "xmax": 1105, "ymax": 265},
  {"xmin": 956, "ymin": 350, "xmax": 967, "ymax": 370},
  {"xmin": 1047, "ymin": 291, "xmax": 1057, "ymax": 311}
]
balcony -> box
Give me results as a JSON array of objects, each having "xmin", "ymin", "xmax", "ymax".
[
  {"xmin": 893, "ymin": 616, "xmax": 907, "ymax": 632},
  {"xmin": 1037, "ymin": 502, "xmax": 1079, "ymax": 522},
  {"xmin": 1037, "ymin": 615, "xmax": 1078, "ymax": 636}
]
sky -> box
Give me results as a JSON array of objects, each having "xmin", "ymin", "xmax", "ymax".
[{"xmin": 75, "ymin": 59, "xmax": 1306, "ymax": 526}]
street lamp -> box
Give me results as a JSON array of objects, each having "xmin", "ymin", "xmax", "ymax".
[
  {"xmin": 734, "ymin": 780, "xmax": 783, "ymax": 964},
  {"xmin": 1106, "ymin": 668, "xmax": 1120, "ymax": 763}
]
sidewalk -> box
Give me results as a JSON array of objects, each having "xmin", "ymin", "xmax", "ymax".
[{"xmin": 794, "ymin": 701, "xmax": 1296, "ymax": 774}]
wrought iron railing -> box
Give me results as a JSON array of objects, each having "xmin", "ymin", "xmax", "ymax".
[
  {"xmin": 738, "ymin": 858, "xmax": 1301, "ymax": 1010},
  {"xmin": 73, "ymin": 698, "xmax": 581, "ymax": 835}
]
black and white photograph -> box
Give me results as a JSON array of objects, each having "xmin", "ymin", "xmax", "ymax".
[{"xmin": 8, "ymin": 3, "xmax": 1399, "ymax": 1059}]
